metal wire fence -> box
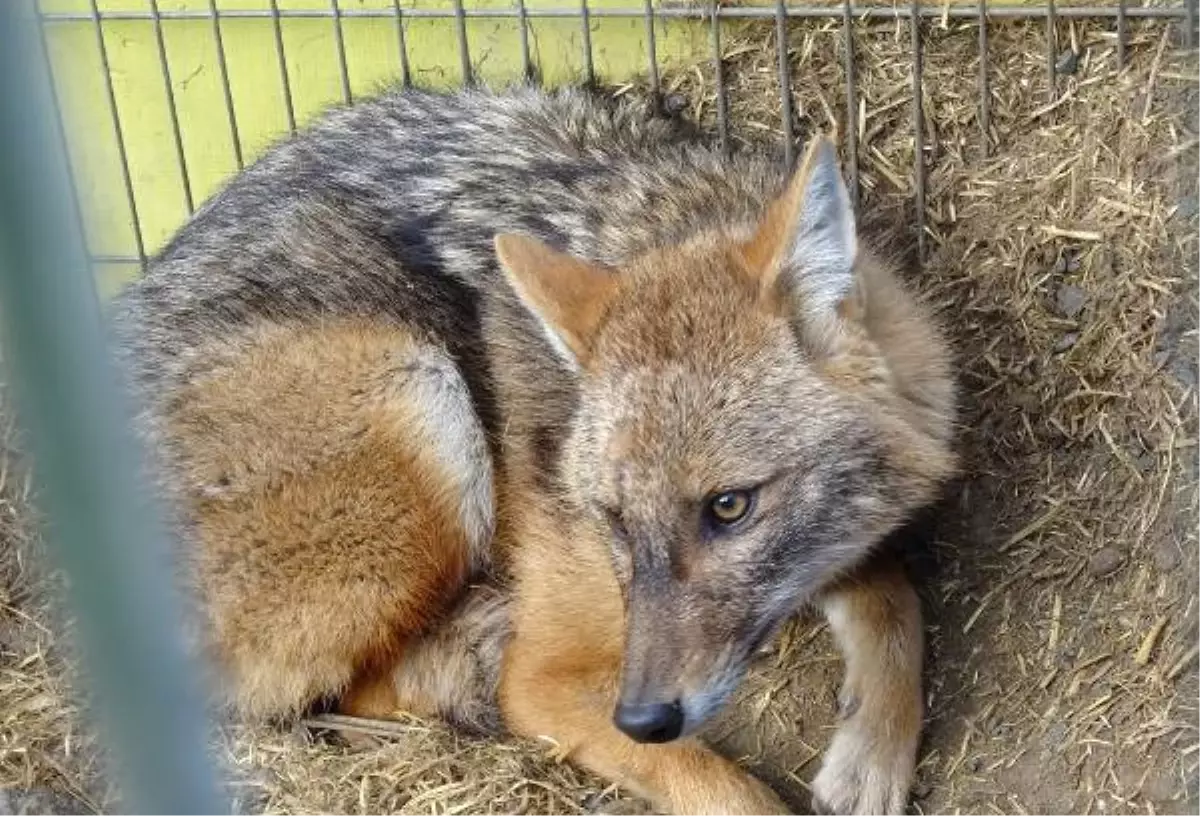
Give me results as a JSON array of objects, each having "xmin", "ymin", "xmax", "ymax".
[{"xmin": 36, "ymin": 0, "xmax": 1199, "ymax": 274}]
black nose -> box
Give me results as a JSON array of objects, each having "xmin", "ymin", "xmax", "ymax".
[{"xmin": 613, "ymin": 700, "xmax": 685, "ymax": 743}]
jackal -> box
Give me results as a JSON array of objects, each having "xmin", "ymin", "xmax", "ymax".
[{"xmin": 111, "ymin": 87, "xmax": 956, "ymax": 815}]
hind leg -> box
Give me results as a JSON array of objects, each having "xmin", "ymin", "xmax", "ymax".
[
  {"xmin": 340, "ymin": 585, "xmax": 508, "ymax": 734},
  {"xmin": 168, "ymin": 319, "xmax": 493, "ymax": 718}
]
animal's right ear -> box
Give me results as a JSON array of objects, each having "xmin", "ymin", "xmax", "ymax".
[
  {"xmin": 494, "ymin": 233, "xmax": 618, "ymax": 368},
  {"xmin": 739, "ymin": 137, "xmax": 860, "ymax": 351}
]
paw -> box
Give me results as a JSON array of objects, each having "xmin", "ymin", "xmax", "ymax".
[{"xmin": 810, "ymin": 719, "xmax": 915, "ymax": 815}]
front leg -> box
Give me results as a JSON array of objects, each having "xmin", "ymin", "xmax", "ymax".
[
  {"xmin": 811, "ymin": 554, "xmax": 924, "ymax": 815},
  {"xmin": 501, "ymin": 629, "xmax": 788, "ymax": 815},
  {"xmin": 498, "ymin": 512, "xmax": 788, "ymax": 816}
]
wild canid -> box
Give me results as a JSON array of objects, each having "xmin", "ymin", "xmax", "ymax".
[{"xmin": 111, "ymin": 86, "xmax": 956, "ymax": 815}]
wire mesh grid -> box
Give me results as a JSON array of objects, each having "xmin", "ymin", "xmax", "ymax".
[{"xmin": 37, "ymin": 0, "xmax": 1199, "ymax": 273}]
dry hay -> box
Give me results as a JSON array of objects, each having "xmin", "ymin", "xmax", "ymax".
[{"xmin": 1, "ymin": 13, "xmax": 1197, "ymax": 816}]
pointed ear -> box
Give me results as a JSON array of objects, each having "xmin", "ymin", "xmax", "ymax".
[
  {"xmin": 741, "ymin": 137, "xmax": 860, "ymax": 333},
  {"xmin": 494, "ymin": 233, "xmax": 618, "ymax": 367}
]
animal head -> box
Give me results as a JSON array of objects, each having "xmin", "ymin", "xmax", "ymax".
[{"xmin": 495, "ymin": 138, "xmax": 954, "ymax": 743}]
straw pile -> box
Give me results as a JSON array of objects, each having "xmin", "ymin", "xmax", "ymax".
[{"xmin": 2, "ymin": 14, "xmax": 1196, "ymax": 815}]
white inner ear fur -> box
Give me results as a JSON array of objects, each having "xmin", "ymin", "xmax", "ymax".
[
  {"xmin": 528, "ymin": 309, "xmax": 581, "ymax": 372},
  {"xmin": 493, "ymin": 233, "xmax": 586, "ymax": 372},
  {"xmin": 784, "ymin": 141, "xmax": 859, "ymax": 322},
  {"xmin": 499, "ymin": 268, "xmax": 584, "ymax": 372}
]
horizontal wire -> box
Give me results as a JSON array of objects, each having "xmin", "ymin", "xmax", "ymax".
[{"xmin": 39, "ymin": 4, "xmax": 1191, "ymax": 22}]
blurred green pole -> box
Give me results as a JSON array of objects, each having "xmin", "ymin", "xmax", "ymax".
[{"xmin": 0, "ymin": 5, "xmax": 224, "ymax": 813}]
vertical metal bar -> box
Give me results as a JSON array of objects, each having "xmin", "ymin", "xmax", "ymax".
[
  {"xmin": 516, "ymin": 0, "xmax": 533, "ymax": 82},
  {"xmin": 207, "ymin": 0, "xmax": 242, "ymax": 170},
  {"xmin": 1115, "ymin": 0, "xmax": 1126, "ymax": 69},
  {"xmin": 149, "ymin": 0, "xmax": 195, "ymax": 215},
  {"xmin": 452, "ymin": 0, "xmax": 473, "ymax": 86},
  {"xmin": 978, "ymin": 0, "xmax": 991, "ymax": 155},
  {"xmin": 1046, "ymin": 0, "xmax": 1057, "ymax": 102},
  {"xmin": 0, "ymin": 5, "xmax": 223, "ymax": 812},
  {"xmin": 268, "ymin": 0, "xmax": 296, "ymax": 134},
  {"xmin": 88, "ymin": 0, "xmax": 146, "ymax": 268},
  {"xmin": 841, "ymin": 0, "xmax": 859, "ymax": 212},
  {"xmin": 775, "ymin": 0, "xmax": 795, "ymax": 168},
  {"xmin": 330, "ymin": 0, "xmax": 352, "ymax": 104},
  {"xmin": 581, "ymin": 0, "xmax": 596, "ymax": 86},
  {"xmin": 709, "ymin": 0, "xmax": 729, "ymax": 156},
  {"xmin": 644, "ymin": 0, "xmax": 660, "ymax": 102},
  {"xmin": 910, "ymin": 0, "xmax": 926, "ymax": 265},
  {"xmin": 392, "ymin": 0, "xmax": 411, "ymax": 87}
]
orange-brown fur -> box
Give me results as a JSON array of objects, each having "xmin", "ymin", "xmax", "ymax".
[{"xmin": 167, "ymin": 321, "xmax": 478, "ymax": 717}]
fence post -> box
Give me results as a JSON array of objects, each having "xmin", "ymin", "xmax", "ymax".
[{"xmin": 0, "ymin": 3, "xmax": 223, "ymax": 813}]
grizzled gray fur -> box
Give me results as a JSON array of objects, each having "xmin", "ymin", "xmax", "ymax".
[{"xmin": 112, "ymin": 87, "xmax": 786, "ymax": 436}]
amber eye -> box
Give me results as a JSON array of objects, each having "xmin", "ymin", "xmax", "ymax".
[{"xmin": 707, "ymin": 490, "xmax": 754, "ymax": 526}]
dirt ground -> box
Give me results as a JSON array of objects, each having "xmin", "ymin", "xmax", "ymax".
[{"xmin": 2, "ymin": 14, "xmax": 1198, "ymax": 816}]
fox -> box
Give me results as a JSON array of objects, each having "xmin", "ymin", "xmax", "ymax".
[{"xmin": 109, "ymin": 86, "xmax": 956, "ymax": 815}]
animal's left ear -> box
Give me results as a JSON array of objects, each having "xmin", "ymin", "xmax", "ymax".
[{"xmin": 740, "ymin": 137, "xmax": 860, "ymax": 340}]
